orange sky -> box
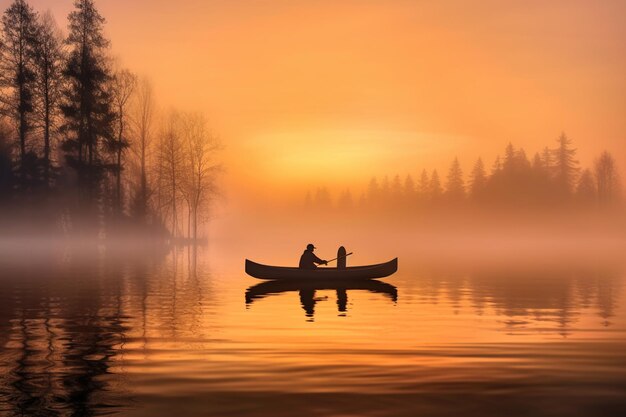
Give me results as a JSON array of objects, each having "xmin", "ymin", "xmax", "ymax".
[{"xmin": 10, "ymin": 0, "xmax": 626, "ymax": 202}]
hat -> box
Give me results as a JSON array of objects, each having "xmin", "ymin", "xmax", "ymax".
[{"xmin": 306, "ymin": 243, "xmax": 316, "ymax": 250}]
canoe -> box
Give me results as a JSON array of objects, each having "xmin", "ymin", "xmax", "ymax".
[
  {"xmin": 245, "ymin": 279, "xmax": 398, "ymax": 305},
  {"xmin": 245, "ymin": 258, "xmax": 398, "ymax": 280}
]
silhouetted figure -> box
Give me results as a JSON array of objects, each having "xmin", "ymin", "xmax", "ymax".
[
  {"xmin": 299, "ymin": 289, "xmax": 316, "ymax": 317},
  {"xmin": 299, "ymin": 244, "xmax": 328, "ymax": 269},
  {"xmin": 245, "ymin": 280, "xmax": 398, "ymax": 320}
]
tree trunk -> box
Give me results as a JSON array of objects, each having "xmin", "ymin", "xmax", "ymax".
[
  {"xmin": 193, "ymin": 206, "xmax": 198, "ymax": 242},
  {"xmin": 171, "ymin": 167, "xmax": 177, "ymax": 238},
  {"xmin": 116, "ymin": 146, "xmax": 122, "ymax": 213},
  {"xmin": 139, "ymin": 144, "xmax": 147, "ymax": 220},
  {"xmin": 116, "ymin": 113, "xmax": 124, "ymax": 213},
  {"xmin": 19, "ymin": 81, "xmax": 27, "ymax": 183},
  {"xmin": 187, "ymin": 204, "xmax": 191, "ymax": 240},
  {"xmin": 44, "ymin": 93, "xmax": 50, "ymax": 184}
]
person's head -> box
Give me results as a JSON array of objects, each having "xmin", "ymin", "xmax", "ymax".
[{"xmin": 306, "ymin": 243, "xmax": 316, "ymax": 251}]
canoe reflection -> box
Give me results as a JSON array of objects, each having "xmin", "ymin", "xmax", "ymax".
[{"xmin": 245, "ymin": 279, "xmax": 398, "ymax": 318}]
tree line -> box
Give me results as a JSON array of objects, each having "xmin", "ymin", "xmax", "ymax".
[
  {"xmin": 0, "ymin": 0, "xmax": 220, "ymax": 240},
  {"xmin": 305, "ymin": 134, "xmax": 621, "ymax": 211}
]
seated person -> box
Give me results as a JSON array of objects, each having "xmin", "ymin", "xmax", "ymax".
[{"xmin": 299, "ymin": 244, "xmax": 328, "ymax": 269}]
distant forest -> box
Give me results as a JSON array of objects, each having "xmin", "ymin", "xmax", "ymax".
[
  {"xmin": 305, "ymin": 135, "xmax": 622, "ymax": 212},
  {"xmin": 0, "ymin": 0, "xmax": 220, "ymax": 240}
]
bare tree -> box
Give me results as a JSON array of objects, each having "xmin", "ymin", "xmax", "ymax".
[
  {"xmin": 594, "ymin": 151, "xmax": 620, "ymax": 206},
  {"xmin": 180, "ymin": 113, "xmax": 220, "ymax": 241},
  {"xmin": 129, "ymin": 77, "xmax": 155, "ymax": 222},
  {"xmin": 110, "ymin": 68, "xmax": 136, "ymax": 213},
  {"xmin": 156, "ymin": 111, "xmax": 184, "ymax": 237}
]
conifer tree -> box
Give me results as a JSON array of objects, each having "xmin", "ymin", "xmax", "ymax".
[
  {"xmin": 552, "ymin": 132, "xmax": 579, "ymax": 195},
  {"xmin": 403, "ymin": 174, "xmax": 415, "ymax": 201},
  {"xmin": 315, "ymin": 187, "xmax": 331, "ymax": 209},
  {"xmin": 576, "ymin": 169, "xmax": 596, "ymax": 204},
  {"xmin": 380, "ymin": 175, "xmax": 390, "ymax": 198},
  {"xmin": 391, "ymin": 174, "xmax": 403, "ymax": 202},
  {"xmin": 445, "ymin": 157, "xmax": 465, "ymax": 201},
  {"xmin": 491, "ymin": 155, "xmax": 502, "ymax": 176},
  {"xmin": 531, "ymin": 152, "xmax": 544, "ymax": 173},
  {"xmin": 32, "ymin": 11, "xmax": 64, "ymax": 183},
  {"xmin": 429, "ymin": 169, "xmax": 443, "ymax": 201},
  {"xmin": 60, "ymin": 0, "xmax": 115, "ymax": 198},
  {"xmin": 417, "ymin": 169, "xmax": 429, "ymax": 200},
  {"xmin": 531, "ymin": 152, "xmax": 552, "ymax": 203},
  {"xmin": 469, "ymin": 157, "xmax": 487, "ymax": 199},
  {"xmin": 541, "ymin": 146, "xmax": 553, "ymax": 178},
  {"xmin": 503, "ymin": 143, "xmax": 516, "ymax": 173},
  {"xmin": 337, "ymin": 189, "xmax": 353, "ymax": 210},
  {"xmin": 0, "ymin": 0, "xmax": 38, "ymax": 181},
  {"xmin": 515, "ymin": 148, "xmax": 531, "ymax": 172},
  {"xmin": 367, "ymin": 177, "xmax": 379, "ymax": 203}
]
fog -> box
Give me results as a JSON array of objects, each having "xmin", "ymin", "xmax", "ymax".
[
  {"xmin": 1, "ymin": 0, "xmax": 623, "ymax": 266},
  {"xmin": 207, "ymin": 202, "xmax": 625, "ymax": 271},
  {"xmin": 2, "ymin": 2, "xmax": 626, "ymax": 417}
]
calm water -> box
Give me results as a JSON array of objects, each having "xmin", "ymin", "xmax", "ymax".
[{"xmin": 1, "ymin": 245, "xmax": 625, "ymax": 417}]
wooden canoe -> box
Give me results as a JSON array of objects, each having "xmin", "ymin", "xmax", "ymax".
[{"xmin": 245, "ymin": 258, "xmax": 398, "ymax": 280}]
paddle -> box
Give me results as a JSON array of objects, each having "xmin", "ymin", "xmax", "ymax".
[{"xmin": 325, "ymin": 252, "xmax": 353, "ymax": 264}]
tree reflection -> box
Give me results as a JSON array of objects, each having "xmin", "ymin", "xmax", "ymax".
[
  {"xmin": 0, "ymin": 244, "xmax": 194, "ymax": 416},
  {"xmin": 407, "ymin": 263, "xmax": 623, "ymax": 336},
  {"xmin": 0, "ymin": 250, "xmax": 623, "ymax": 417}
]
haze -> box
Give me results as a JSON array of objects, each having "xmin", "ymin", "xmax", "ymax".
[{"xmin": 12, "ymin": 0, "xmax": 625, "ymax": 203}]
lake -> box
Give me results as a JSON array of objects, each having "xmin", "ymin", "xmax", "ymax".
[{"xmin": 0, "ymin": 244, "xmax": 625, "ymax": 416}]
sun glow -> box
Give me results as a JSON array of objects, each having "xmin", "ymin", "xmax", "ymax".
[{"xmin": 236, "ymin": 129, "xmax": 463, "ymax": 190}]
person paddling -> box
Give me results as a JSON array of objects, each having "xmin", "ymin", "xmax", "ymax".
[{"xmin": 299, "ymin": 244, "xmax": 328, "ymax": 269}]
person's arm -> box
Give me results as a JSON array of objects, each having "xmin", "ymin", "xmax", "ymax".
[{"xmin": 313, "ymin": 254, "xmax": 328, "ymax": 265}]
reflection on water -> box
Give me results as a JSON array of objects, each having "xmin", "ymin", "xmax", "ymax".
[
  {"xmin": 246, "ymin": 280, "xmax": 398, "ymax": 320},
  {"xmin": 0, "ymin": 247, "xmax": 625, "ymax": 416}
]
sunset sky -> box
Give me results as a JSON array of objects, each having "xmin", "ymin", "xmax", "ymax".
[{"xmin": 8, "ymin": 0, "xmax": 626, "ymax": 202}]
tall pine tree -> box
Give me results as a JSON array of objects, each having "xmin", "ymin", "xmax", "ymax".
[
  {"xmin": 445, "ymin": 157, "xmax": 465, "ymax": 202},
  {"xmin": 0, "ymin": 0, "xmax": 38, "ymax": 184},
  {"xmin": 469, "ymin": 157, "xmax": 487, "ymax": 200},
  {"xmin": 32, "ymin": 11, "xmax": 64, "ymax": 184},
  {"xmin": 429, "ymin": 169, "xmax": 443, "ymax": 201},
  {"xmin": 60, "ymin": 0, "xmax": 115, "ymax": 198},
  {"xmin": 552, "ymin": 132, "xmax": 579, "ymax": 196},
  {"xmin": 417, "ymin": 169, "xmax": 429, "ymax": 201}
]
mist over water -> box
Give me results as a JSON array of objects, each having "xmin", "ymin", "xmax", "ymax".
[
  {"xmin": 1, "ymin": 239, "xmax": 625, "ymax": 417},
  {"xmin": 1, "ymin": 0, "xmax": 625, "ymax": 415}
]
